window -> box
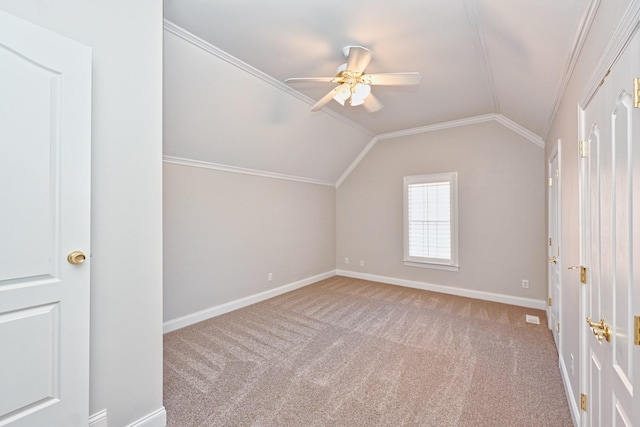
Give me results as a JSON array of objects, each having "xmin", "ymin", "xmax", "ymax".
[{"xmin": 403, "ymin": 172, "xmax": 458, "ymax": 271}]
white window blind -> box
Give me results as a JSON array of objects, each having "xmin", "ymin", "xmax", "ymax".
[
  {"xmin": 403, "ymin": 173, "xmax": 458, "ymax": 270},
  {"xmin": 408, "ymin": 181, "xmax": 451, "ymax": 259}
]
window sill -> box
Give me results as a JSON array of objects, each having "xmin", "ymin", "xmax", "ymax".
[{"xmin": 403, "ymin": 261, "xmax": 459, "ymax": 272}]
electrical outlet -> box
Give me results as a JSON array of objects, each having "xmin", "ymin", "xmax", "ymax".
[
  {"xmin": 344, "ymin": 257, "xmax": 349, "ymax": 264},
  {"xmin": 268, "ymin": 273, "xmax": 273, "ymax": 282},
  {"xmin": 522, "ymin": 279, "xmax": 529, "ymax": 289},
  {"xmin": 360, "ymin": 260, "xmax": 365, "ymax": 266}
]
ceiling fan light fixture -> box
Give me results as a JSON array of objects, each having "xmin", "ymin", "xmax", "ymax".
[
  {"xmin": 287, "ymin": 45, "xmax": 420, "ymax": 113},
  {"xmin": 333, "ymin": 84, "xmax": 351, "ymax": 106},
  {"xmin": 350, "ymin": 83, "xmax": 371, "ymax": 106}
]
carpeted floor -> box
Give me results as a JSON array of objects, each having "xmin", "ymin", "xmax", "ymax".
[{"xmin": 164, "ymin": 276, "xmax": 573, "ymax": 426}]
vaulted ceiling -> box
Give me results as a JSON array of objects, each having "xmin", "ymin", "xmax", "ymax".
[
  {"xmin": 165, "ymin": 0, "xmax": 596, "ymax": 137},
  {"xmin": 163, "ymin": 0, "xmax": 598, "ymax": 184}
]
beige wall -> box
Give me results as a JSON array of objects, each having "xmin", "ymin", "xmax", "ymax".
[
  {"xmin": 337, "ymin": 120, "xmax": 546, "ymax": 301},
  {"xmin": 163, "ymin": 162, "xmax": 336, "ymax": 322}
]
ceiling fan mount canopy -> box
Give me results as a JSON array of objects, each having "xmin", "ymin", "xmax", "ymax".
[{"xmin": 286, "ymin": 45, "xmax": 421, "ymax": 113}]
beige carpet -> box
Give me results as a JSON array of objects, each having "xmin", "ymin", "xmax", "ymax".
[{"xmin": 164, "ymin": 276, "xmax": 572, "ymax": 426}]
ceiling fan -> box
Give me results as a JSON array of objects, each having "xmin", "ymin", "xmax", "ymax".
[{"xmin": 286, "ymin": 46, "xmax": 421, "ymax": 113}]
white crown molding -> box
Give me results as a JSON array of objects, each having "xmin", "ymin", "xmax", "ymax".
[
  {"xmin": 579, "ymin": 0, "xmax": 640, "ymax": 108},
  {"xmin": 335, "ymin": 136, "xmax": 380, "ymax": 188},
  {"xmin": 463, "ymin": 0, "xmax": 500, "ymax": 111},
  {"xmin": 378, "ymin": 113, "xmax": 542, "ymax": 146},
  {"xmin": 164, "ymin": 115, "xmax": 543, "ymax": 191},
  {"xmin": 376, "ymin": 113, "xmax": 493, "ymax": 141},
  {"xmin": 163, "ymin": 270, "xmax": 335, "ymax": 333},
  {"xmin": 543, "ymin": 0, "xmax": 601, "ymax": 139},
  {"xmin": 163, "ymin": 155, "xmax": 335, "ymax": 187},
  {"xmin": 336, "ymin": 113, "xmax": 543, "ymax": 188},
  {"xmin": 336, "ymin": 270, "xmax": 547, "ymax": 310},
  {"xmin": 163, "ymin": 19, "xmax": 374, "ymax": 138},
  {"xmin": 493, "ymin": 114, "xmax": 545, "ymax": 148}
]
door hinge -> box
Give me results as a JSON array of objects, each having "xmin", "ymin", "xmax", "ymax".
[
  {"xmin": 580, "ymin": 393, "xmax": 587, "ymax": 411},
  {"xmin": 579, "ymin": 140, "xmax": 588, "ymax": 158},
  {"xmin": 634, "ymin": 77, "xmax": 640, "ymax": 108},
  {"xmin": 598, "ymin": 70, "xmax": 611, "ymax": 87},
  {"xmin": 548, "ymin": 297, "xmax": 552, "ymax": 307},
  {"xmin": 548, "ymin": 177, "xmax": 553, "ymax": 186},
  {"xmin": 556, "ymin": 168, "xmax": 560, "ymax": 179},
  {"xmin": 549, "ymin": 237, "xmax": 552, "ymax": 246},
  {"xmin": 634, "ymin": 315, "xmax": 640, "ymax": 346},
  {"xmin": 557, "ymin": 323, "xmax": 560, "ymax": 334}
]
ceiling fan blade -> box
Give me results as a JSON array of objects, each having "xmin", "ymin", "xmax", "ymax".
[
  {"xmin": 346, "ymin": 46, "xmax": 372, "ymax": 73},
  {"xmin": 285, "ymin": 77, "xmax": 336, "ymax": 83},
  {"xmin": 310, "ymin": 83, "xmax": 349, "ymax": 112},
  {"xmin": 363, "ymin": 93, "xmax": 383, "ymax": 112},
  {"xmin": 366, "ymin": 72, "xmax": 421, "ymax": 86}
]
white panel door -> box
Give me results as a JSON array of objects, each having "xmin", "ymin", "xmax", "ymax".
[
  {"xmin": 548, "ymin": 147, "xmax": 561, "ymax": 350},
  {"xmin": 0, "ymin": 11, "xmax": 91, "ymax": 427},
  {"xmin": 580, "ymin": 26, "xmax": 639, "ymax": 427}
]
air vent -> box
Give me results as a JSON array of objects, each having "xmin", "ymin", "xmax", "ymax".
[{"xmin": 525, "ymin": 315, "xmax": 540, "ymax": 324}]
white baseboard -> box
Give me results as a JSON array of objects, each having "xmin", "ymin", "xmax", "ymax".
[
  {"xmin": 165, "ymin": 269, "xmax": 547, "ymax": 334},
  {"xmin": 163, "ymin": 270, "xmax": 335, "ymax": 333},
  {"xmin": 559, "ymin": 356, "xmax": 580, "ymax": 427},
  {"xmin": 336, "ymin": 270, "xmax": 547, "ymax": 310},
  {"xmin": 90, "ymin": 407, "xmax": 166, "ymax": 427},
  {"xmin": 89, "ymin": 409, "xmax": 108, "ymax": 427},
  {"xmin": 125, "ymin": 407, "xmax": 167, "ymax": 427}
]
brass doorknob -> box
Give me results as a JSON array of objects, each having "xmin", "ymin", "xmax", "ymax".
[
  {"xmin": 586, "ymin": 316, "xmax": 611, "ymax": 342},
  {"xmin": 548, "ymin": 256, "xmax": 557, "ymax": 264},
  {"xmin": 67, "ymin": 251, "xmax": 86, "ymax": 265}
]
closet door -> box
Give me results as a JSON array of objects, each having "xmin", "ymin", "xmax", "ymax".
[{"xmin": 579, "ymin": 25, "xmax": 639, "ymax": 427}]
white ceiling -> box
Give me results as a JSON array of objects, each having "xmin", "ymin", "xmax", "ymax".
[{"xmin": 164, "ymin": 0, "xmax": 596, "ymax": 138}]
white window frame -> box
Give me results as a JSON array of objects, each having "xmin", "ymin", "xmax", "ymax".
[{"xmin": 403, "ymin": 172, "xmax": 459, "ymax": 271}]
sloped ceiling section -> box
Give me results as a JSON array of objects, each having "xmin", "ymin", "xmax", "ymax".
[{"xmin": 164, "ymin": 27, "xmax": 373, "ymax": 185}]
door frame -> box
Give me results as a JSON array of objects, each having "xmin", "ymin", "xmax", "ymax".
[
  {"xmin": 547, "ymin": 141, "xmax": 562, "ymax": 350},
  {"xmin": 577, "ymin": 106, "xmax": 589, "ymax": 427}
]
